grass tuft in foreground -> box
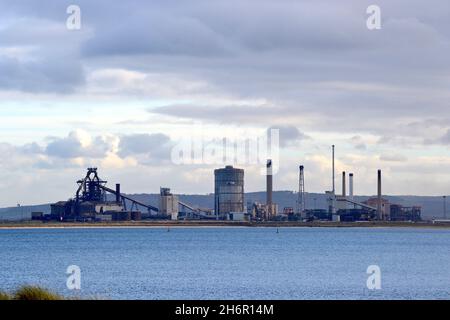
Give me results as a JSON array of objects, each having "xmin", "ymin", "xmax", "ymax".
[
  {"xmin": 0, "ymin": 291, "xmax": 11, "ymax": 300},
  {"xmin": 13, "ymin": 286, "xmax": 63, "ymax": 300},
  {"xmin": 0, "ymin": 286, "xmax": 64, "ymax": 300}
]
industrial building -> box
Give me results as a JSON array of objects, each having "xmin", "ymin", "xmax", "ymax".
[
  {"xmin": 259, "ymin": 146, "xmax": 421, "ymax": 223},
  {"xmin": 390, "ymin": 204, "xmax": 421, "ymax": 221},
  {"xmin": 51, "ymin": 168, "xmax": 159, "ymax": 221},
  {"xmin": 250, "ymin": 202, "xmax": 279, "ymax": 221},
  {"xmin": 363, "ymin": 197, "xmax": 390, "ymax": 220},
  {"xmin": 49, "ymin": 168, "xmax": 217, "ymax": 222},
  {"xmin": 226, "ymin": 212, "xmax": 248, "ymax": 221},
  {"xmin": 214, "ymin": 165, "xmax": 245, "ymax": 219},
  {"xmin": 159, "ymin": 188, "xmax": 179, "ymax": 220},
  {"xmin": 44, "ymin": 145, "xmax": 423, "ymax": 224},
  {"xmin": 50, "ymin": 200, "xmax": 124, "ymax": 221}
]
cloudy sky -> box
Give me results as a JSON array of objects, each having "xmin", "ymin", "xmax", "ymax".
[{"xmin": 0, "ymin": 0, "xmax": 449, "ymax": 207}]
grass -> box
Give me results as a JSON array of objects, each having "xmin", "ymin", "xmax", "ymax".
[
  {"xmin": 0, "ymin": 291, "xmax": 11, "ymax": 300},
  {"xmin": 0, "ymin": 286, "xmax": 64, "ymax": 300}
]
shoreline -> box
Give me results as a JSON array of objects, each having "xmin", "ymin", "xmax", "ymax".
[{"xmin": 1, "ymin": 220, "xmax": 449, "ymax": 230}]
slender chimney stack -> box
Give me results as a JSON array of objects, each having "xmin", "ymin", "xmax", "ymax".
[
  {"xmin": 332, "ymin": 145, "xmax": 335, "ymax": 194},
  {"xmin": 342, "ymin": 171, "xmax": 346, "ymax": 197},
  {"xmin": 266, "ymin": 159, "xmax": 273, "ymax": 215},
  {"xmin": 377, "ymin": 170, "xmax": 382, "ymax": 220},
  {"xmin": 116, "ymin": 183, "xmax": 121, "ymax": 203},
  {"xmin": 330, "ymin": 145, "xmax": 336, "ymax": 214},
  {"xmin": 349, "ymin": 173, "xmax": 354, "ymax": 200}
]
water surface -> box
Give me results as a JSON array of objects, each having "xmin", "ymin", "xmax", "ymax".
[{"xmin": 0, "ymin": 227, "xmax": 449, "ymax": 299}]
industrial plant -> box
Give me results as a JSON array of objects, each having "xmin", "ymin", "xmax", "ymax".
[
  {"xmin": 298, "ymin": 145, "xmax": 422, "ymax": 222},
  {"xmin": 41, "ymin": 145, "xmax": 422, "ymax": 223}
]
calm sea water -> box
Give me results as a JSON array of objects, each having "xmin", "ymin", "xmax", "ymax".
[{"xmin": 0, "ymin": 227, "xmax": 449, "ymax": 300}]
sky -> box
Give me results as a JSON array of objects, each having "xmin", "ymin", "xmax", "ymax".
[{"xmin": 0, "ymin": 0, "xmax": 449, "ymax": 207}]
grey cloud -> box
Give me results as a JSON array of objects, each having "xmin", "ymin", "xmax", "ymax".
[
  {"xmin": 82, "ymin": 13, "xmax": 230, "ymax": 58},
  {"xmin": 0, "ymin": 0, "xmax": 450, "ymax": 202},
  {"xmin": 0, "ymin": 55, "xmax": 85, "ymax": 93},
  {"xmin": 1, "ymin": 134, "xmax": 110, "ymax": 162},
  {"xmin": 118, "ymin": 133, "xmax": 174, "ymax": 164},
  {"xmin": 19, "ymin": 142, "xmax": 44, "ymax": 154},
  {"xmin": 45, "ymin": 137, "xmax": 81, "ymax": 158},
  {"xmin": 0, "ymin": 141, "xmax": 44, "ymax": 157},
  {"xmin": 151, "ymin": 100, "xmax": 450, "ymax": 147},
  {"xmin": 0, "ymin": 12, "xmax": 88, "ymax": 93},
  {"xmin": 268, "ymin": 126, "xmax": 309, "ymax": 147},
  {"xmin": 0, "ymin": 143, "xmax": 18, "ymax": 159},
  {"xmin": 350, "ymin": 136, "xmax": 367, "ymax": 151},
  {"xmin": 45, "ymin": 132, "xmax": 111, "ymax": 158},
  {"xmin": 150, "ymin": 104, "xmax": 289, "ymax": 124},
  {"xmin": 422, "ymin": 128, "xmax": 450, "ymax": 146},
  {"xmin": 380, "ymin": 154, "xmax": 408, "ymax": 162},
  {"xmin": 439, "ymin": 129, "xmax": 450, "ymax": 145},
  {"xmin": 0, "ymin": 131, "xmax": 176, "ymax": 172},
  {"xmin": 2, "ymin": 0, "xmax": 450, "ymax": 104},
  {"xmin": 0, "ymin": 1, "xmax": 449, "ymax": 150},
  {"xmin": 32, "ymin": 158, "xmax": 85, "ymax": 170},
  {"xmin": 79, "ymin": 1, "xmax": 370, "ymax": 59}
]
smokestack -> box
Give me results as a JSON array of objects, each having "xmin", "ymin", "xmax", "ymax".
[
  {"xmin": 342, "ymin": 171, "xmax": 346, "ymax": 197},
  {"xmin": 298, "ymin": 165, "xmax": 305, "ymax": 214},
  {"xmin": 377, "ymin": 170, "xmax": 382, "ymax": 220},
  {"xmin": 349, "ymin": 173, "xmax": 354, "ymax": 200},
  {"xmin": 266, "ymin": 159, "xmax": 273, "ymax": 210},
  {"xmin": 332, "ymin": 145, "xmax": 335, "ymax": 194},
  {"xmin": 116, "ymin": 183, "xmax": 121, "ymax": 203}
]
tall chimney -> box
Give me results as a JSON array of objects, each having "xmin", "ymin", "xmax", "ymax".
[
  {"xmin": 266, "ymin": 159, "xmax": 273, "ymax": 215},
  {"xmin": 349, "ymin": 173, "xmax": 354, "ymax": 200},
  {"xmin": 342, "ymin": 171, "xmax": 346, "ymax": 197},
  {"xmin": 377, "ymin": 170, "xmax": 382, "ymax": 220},
  {"xmin": 116, "ymin": 183, "xmax": 121, "ymax": 203},
  {"xmin": 298, "ymin": 165, "xmax": 305, "ymax": 214},
  {"xmin": 332, "ymin": 145, "xmax": 335, "ymax": 194}
]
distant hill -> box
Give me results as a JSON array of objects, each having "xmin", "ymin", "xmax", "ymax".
[{"xmin": 0, "ymin": 191, "xmax": 447, "ymax": 221}]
